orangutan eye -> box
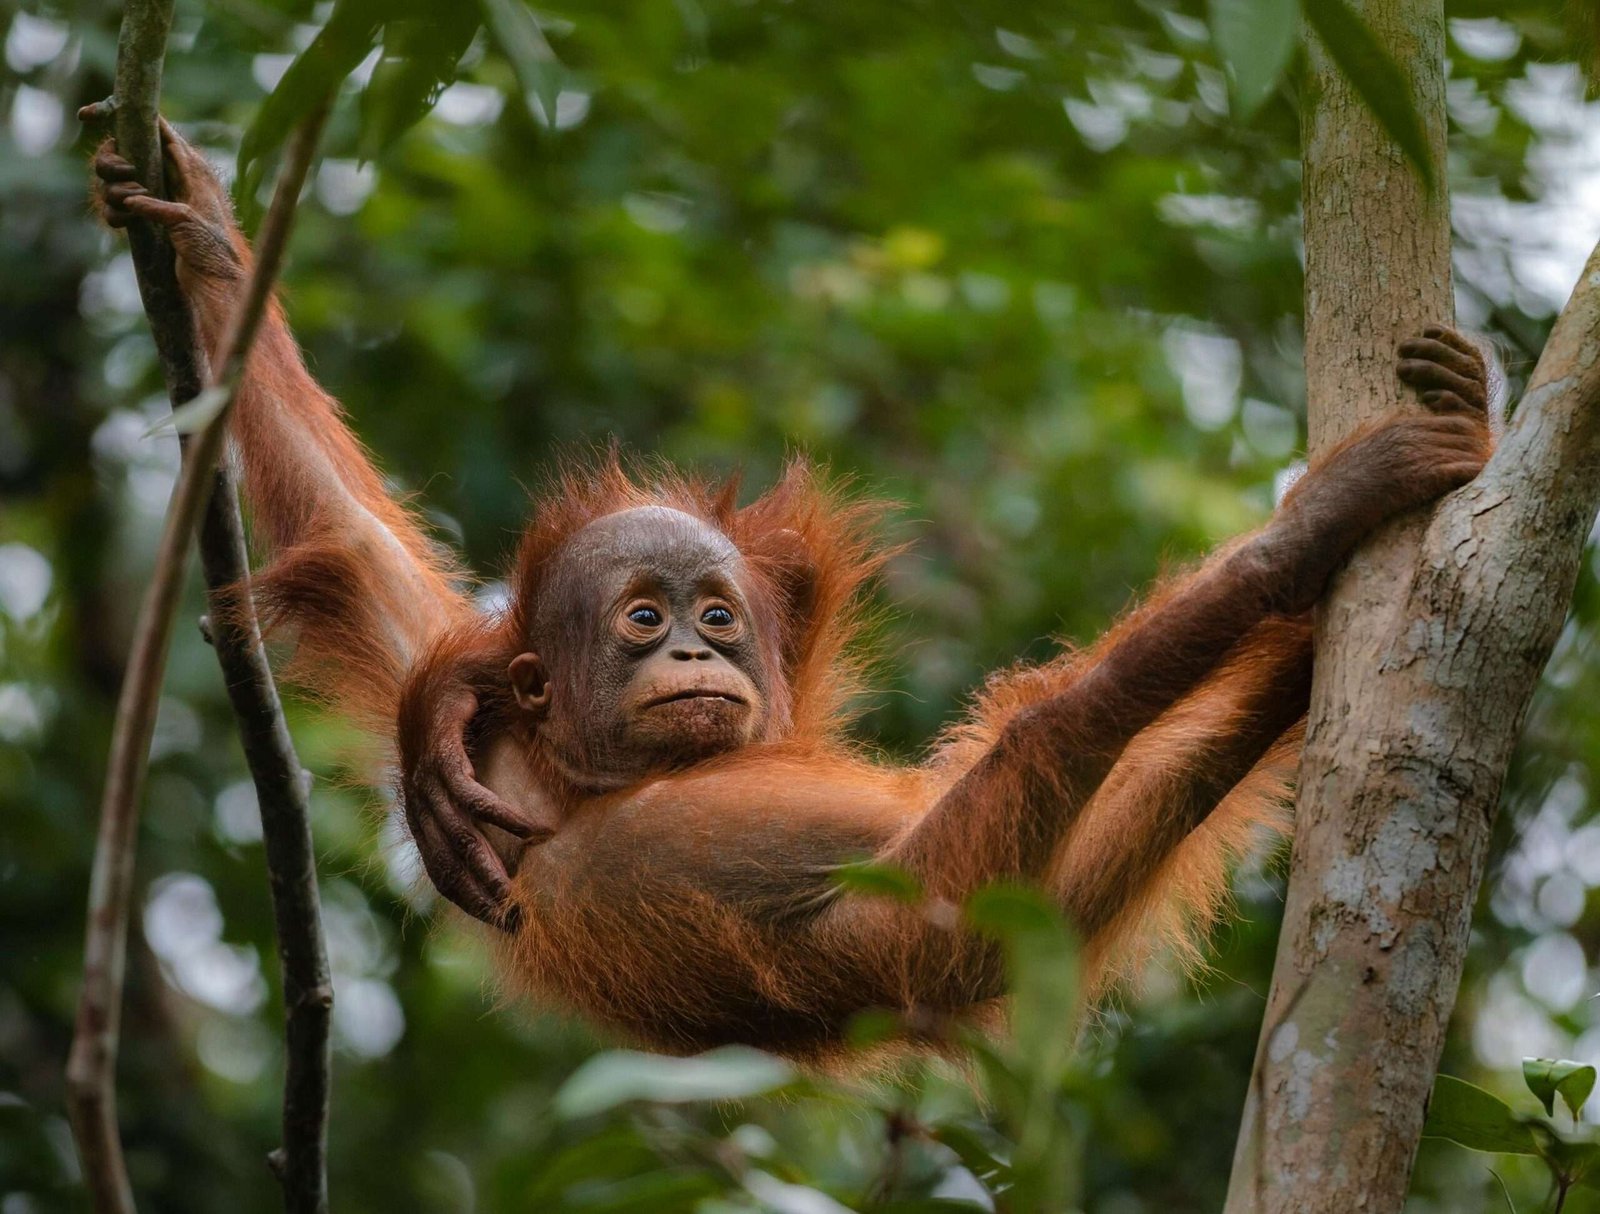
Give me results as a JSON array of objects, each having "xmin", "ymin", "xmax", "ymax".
[
  {"xmin": 628, "ymin": 605, "xmax": 663, "ymax": 628},
  {"xmin": 701, "ymin": 605, "xmax": 734, "ymax": 628}
]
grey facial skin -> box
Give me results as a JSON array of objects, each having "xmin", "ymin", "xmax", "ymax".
[{"xmin": 517, "ymin": 507, "xmax": 772, "ymax": 786}]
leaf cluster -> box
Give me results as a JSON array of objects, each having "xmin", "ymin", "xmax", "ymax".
[{"xmin": 1427, "ymin": 1062, "xmax": 1600, "ymax": 1211}]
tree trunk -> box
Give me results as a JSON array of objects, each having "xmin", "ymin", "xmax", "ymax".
[{"xmin": 1225, "ymin": 1, "xmax": 1600, "ymax": 1210}]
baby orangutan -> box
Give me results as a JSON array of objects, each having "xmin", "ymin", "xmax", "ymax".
[{"xmin": 94, "ymin": 120, "xmax": 1494, "ymax": 1058}]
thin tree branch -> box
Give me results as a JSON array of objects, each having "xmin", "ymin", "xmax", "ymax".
[
  {"xmin": 65, "ymin": 7, "xmax": 193, "ymax": 1209},
  {"xmin": 1405, "ymin": 230, "xmax": 1600, "ymax": 726},
  {"xmin": 198, "ymin": 467, "xmax": 332, "ymax": 1214},
  {"xmin": 184, "ymin": 106, "xmax": 337, "ymax": 1210},
  {"xmin": 106, "ymin": 0, "xmax": 195, "ymax": 411},
  {"xmin": 64, "ymin": 6, "xmax": 332, "ymax": 1206}
]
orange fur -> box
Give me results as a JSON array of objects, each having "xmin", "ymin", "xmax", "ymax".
[
  {"xmin": 199, "ymin": 295, "xmax": 1313, "ymax": 1057},
  {"xmin": 181, "ymin": 228, "xmax": 472, "ymax": 728},
  {"xmin": 399, "ymin": 462, "xmax": 1317, "ymax": 1056},
  {"xmin": 133, "ymin": 132, "xmax": 1495, "ymax": 1063}
]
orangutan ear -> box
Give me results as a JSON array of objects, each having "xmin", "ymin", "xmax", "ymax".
[{"xmin": 508, "ymin": 652, "xmax": 552, "ymax": 717}]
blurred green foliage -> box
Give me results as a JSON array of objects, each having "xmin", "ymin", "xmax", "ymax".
[{"xmin": 3, "ymin": 0, "xmax": 1600, "ymax": 1210}]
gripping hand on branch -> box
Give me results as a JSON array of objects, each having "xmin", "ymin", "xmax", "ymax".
[
  {"xmin": 88, "ymin": 114, "xmax": 248, "ymax": 336},
  {"xmin": 1262, "ymin": 326, "xmax": 1494, "ymax": 614}
]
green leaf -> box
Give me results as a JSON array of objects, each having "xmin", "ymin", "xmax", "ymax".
[
  {"xmin": 236, "ymin": 0, "xmax": 380, "ymax": 207},
  {"xmin": 1423, "ymin": 1075, "xmax": 1540, "ymax": 1155},
  {"xmin": 1008, "ymin": 925, "xmax": 1079, "ymax": 1082},
  {"xmin": 553, "ymin": 1047, "xmax": 794, "ymax": 1119},
  {"xmin": 962, "ymin": 1033, "xmax": 1031, "ymax": 1125},
  {"xmin": 1209, "ymin": 0, "xmax": 1299, "ymax": 117},
  {"xmin": 831, "ymin": 860, "xmax": 923, "ymax": 902},
  {"xmin": 477, "ymin": 0, "xmax": 566, "ymax": 127},
  {"xmin": 966, "ymin": 887, "xmax": 1080, "ymax": 1090},
  {"xmin": 144, "ymin": 385, "xmax": 230, "ymax": 438},
  {"xmin": 928, "ymin": 1121, "xmax": 1011, "ymax": 1190},
  {"xmin": 1486, "ymin": 1168, "xmax": 1518, "ymax": 1214},
  {"xmin": 525, "ymin": 1125, "xmax": 656, "ymax": 1201},
  {"xmin": 1303, "ymin": 0, "xmax": 1434, "ymax": 188},
  {"xmin": 357, "ymin": 10, "xmax": 481, "ymax": 159},
  {"xmin": 1523, "ymin": 1058, "xmax": 1598, "ymax": 1121},
  {"xmin": 964, "ymin": 884, "xmax": 1060, "ymax": 936},
  {"xmin": 844, "ymin": 1008, "xmax": 904, "ymax": 1048}
]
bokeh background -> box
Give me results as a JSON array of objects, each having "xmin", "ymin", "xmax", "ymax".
[{"xmin": 3, "ymin": 0, "xmax": 1600, "ymax": 1210}]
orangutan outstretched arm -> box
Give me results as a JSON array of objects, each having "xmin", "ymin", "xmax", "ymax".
[{"xmin": 91, "ymin": 120, "xmax": 547, "ymax": 922}]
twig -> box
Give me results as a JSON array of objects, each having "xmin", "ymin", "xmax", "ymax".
[
  {"xmin": 64, "ymin": 5, "xmax": 333, "ymax": 1208},
  {"xmin": 203, "ymin": 104, "xmax": 329, "ymax": 401},
  {"xmin": 866, "ymin": 1107, "xmax": 916, "ymax": 1207},
  {"xmin": 1486, "ymin": 1167, "xmax": 1519, "ymax": 1214}
]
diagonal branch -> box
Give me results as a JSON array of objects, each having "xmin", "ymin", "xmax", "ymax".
[
  {"xmin": 63, "ymin": 5, "xmax": 333, "ymax": 1208},
  {"xmin": 1472, "ymin": 239, "xmax": 1600, "ymax": 510},
  {"xmin": 1406, "ymin": 234, "xmax": 1600, "ymax": 731}
]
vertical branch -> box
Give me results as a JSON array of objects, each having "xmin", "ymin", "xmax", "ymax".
[
  {"xmin": 198, "ymin": 467, "xmax": 332, "ymax": 1214},
  {"xmin": 1225, "ymin": 5, "xmax": 1600, "ymax": 1213},
  {"xmin": 1225, "ymin": 0, "xmax": 1454, "ymax": 1208},
  {"xmin": 109, "ymin": 0, "xmax": 196, "ymax": 410},
  {"xmin": 64, "ymin": 7, "xmax": 333, "ymax": 1207},
  {"xmin": 1225, "ymin": 0, "xmax": 1454, "ymax": 1202},
  {"xmin": 193, "ymin": 113, "xmax": 338, "ymax": 1209},
  {"xmin": 65, "ymin": 8, "xmax": 193, "ymax": 1210}
]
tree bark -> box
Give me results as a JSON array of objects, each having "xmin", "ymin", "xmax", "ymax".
[
  {"xmin": 199, "ymin": 468, "xmax": 333, "ymax": 1214},
  {"xmin": 1225, "ymin": 2, "xmax": 1600, "ymax": 1210}
]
